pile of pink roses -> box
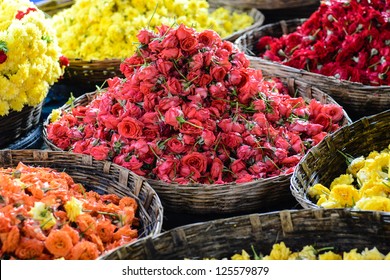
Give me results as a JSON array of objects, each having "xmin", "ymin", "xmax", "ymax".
[
  {"xmin": 256, "ymin": 0, "xmax": 390, "ymax": 86},
  {"xmin": 47, "ymin": 23, "xmax": 345, "ymax": 185}
]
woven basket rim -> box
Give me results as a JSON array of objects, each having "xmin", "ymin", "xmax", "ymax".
[
  {"xmin": 208, "ymin": 0, "xmax": 320, "ymax": 10},
  {"xmin": 100, "ymin": 207, "xmax": 390, "ymax": 259},
  {"xmin": 290, "ymin": 108, "xmax": 390, "ymax": 209},
  {"xmin": 235, "ymin": 18, "xmax": 390, "ymax": 93}
]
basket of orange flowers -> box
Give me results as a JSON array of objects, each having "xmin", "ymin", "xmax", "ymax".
[{"xmin": 0, "ymin": 149, "xmax": 163, "ymax": 260}]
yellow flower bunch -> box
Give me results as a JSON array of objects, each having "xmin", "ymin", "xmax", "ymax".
[
  {"xmin": 51, "ymin": 0, "xmax": 254, "ymax": 60},
  {"xmin": 0, "ymin": 0, "xmax": 65, "ymax": 116},
  {"xmin": 232, "ymin": 242, "xmax": 390, "ymax": 260},
  {"xmin": 308, "ymin": 145, "xmax": 390, "ymax": 211}
]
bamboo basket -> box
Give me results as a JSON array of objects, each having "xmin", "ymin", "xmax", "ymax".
[
  {"xmin": 0, "ymin": 102, "xmax": 43, "ymax": 149},
  {"xmin": 234, "ymin": 19, "xmax": 390, "ymax": 119},
  {"xmin": 208, "ymin": 0, "xmax": 319, "ymax": 10},
  {"xmin": 0, "ymin": 149, "xmax": 164, "ymax": 243},
  {"xmin": 290, "ymin": 109, "xmax": 390, "ymax": 209},
  {"xmin": 35, "ymin": 0, "xmax": 74, "ymax": 16},
  {"xmin": 100, "ymin": 208, "xmax": 390, "ymax": 260},
  {"xmin": 42, "ymin": 78, "xmax": 352, "ymax": 215}
]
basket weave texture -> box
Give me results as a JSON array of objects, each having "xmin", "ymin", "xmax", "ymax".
[
  {"xmin": 290, "ymin": 109, "xmax": 390, "ymax": 209},
  {"xmin": 100, "ymin": 208, "xmax": 390, "ymax": 259},
  {"xmin": 234, "ymin": 19, "xmax": 390, "ymax": 119},
  {"xmin": 208, "ymin": 0, "xmax": 319, "ymax": 10},
  {"xmin": 0, "ymin": 149, "xmax": 164, "ymax": 244},
  {"xmin": 0, "ymin": 102, "xmax": 42, "ymax": 149},
  {"xmin": 35, "ymin": 0, "xmax": 74, "ymax": 15},
  {"xmin": 43, "ymin": 78, "xmax": 352, "ymax": 215}
]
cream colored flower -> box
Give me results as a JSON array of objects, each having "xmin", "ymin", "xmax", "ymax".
[
  {"xmin": 231, "ymin": 250, "xmax": 251, "ymax": 260},
  {"xmin": 29, "ymin": 201, "xmax": 56, "ymax": 230}
]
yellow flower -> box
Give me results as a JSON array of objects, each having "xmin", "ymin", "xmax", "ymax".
[
  {"xmin": 361, "ymin": 247, "xmax": 385, "ymax": 260},
  {"xmin": 296, "ymin": 245, "xmax": 317, "ymax": 260},
  {"xmin": 231, "ymin": 250, "xmax": 251, "ymax": 260},
  {"xmin": 343, "ymin": 249, "xmax": 363, "ymax": 260},
  {"xmin": 0, "ymin": 0, "xmax": 64, "ymax": 116},
  {"xmin": 263, "ymin": 242, "xmax": 291, "ymax": 260},
  {"xmin": 354, "ymin": 196, "xmax": 390, "ymax": 212},
  {"xmin": 29, "ymin": 201, "xmax": 56, "ymax": 230},
  {"xmin": 64, "ymin": 196, "xmax": 83, "ymax": 222},
  {"xmin": 385, "ymin": 252, "xmax": 390, "ymax": 260},
  {"xmin": 328, "ymin": 184, "xmax": 360, "ymax": 207},
  {"xmin": 308, "ymin": 184, "xmax": 330, "ymax": 200},
  {"xmin": 50, "ymin": 109, "xmax": 62, "ymax": 123},
  {"xmin": 330, "ymin": 174, "xmax": 354, "ymax": 190},
  {"xmin": 51, "ymin": 0, "xmax": 254, "ymax": 61},
  {"xmin": 318, "ymin": 251, "xmax": 342, "ymax": 260},
  {"xmin": 347, "ymin": 156, "xmax": 365, "ymax": 177}
]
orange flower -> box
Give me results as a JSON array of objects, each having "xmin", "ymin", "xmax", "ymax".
[
  {"xmin": 96, "ymin": 220, "xmax": 116, "ymax": 243},
  {"xmin": 45, "ymin": 230, "xmax": 74, "ymax": 257},
  {"xmin": 113, "ymin": 226, "xmax": 138, "ymax": 242},
  {"xmin": 61, "ymin": 224, "xmax": 80, "ymax": 245},
  {"xmin": 88, "ymin": 233, "xmax": 104, "ymax": 252},
  {"xmin": 2, "ymin": 226, "xmax": 20, "ymax": 253},
  {"xmin": 22, "ymin": 220, "xmax": 46, "ymax": 241},
  {"xmin": 100, "ymin": 194, "xmax": 120, "ymax": 205},
  {"xmin": 67, "ymin": 241, "xmax": 99, "ymax": 260},
  {"xmin": 119, "ymin": 197, "xmax": 138, "ymax": 211},
  {"xmin": 14, "ymin": 237, "xmax": 44, "ymax": 260},
  {"xmin": 76, "ymin": 214, "xmax": 96, "ymax": 236},
  {"xmin": 0, "ymin": 213, "xmax": 11, "ymax": 233},
  {"xmin": 119, "ymin": 206, "xmax": 135, "ymax": 226}
]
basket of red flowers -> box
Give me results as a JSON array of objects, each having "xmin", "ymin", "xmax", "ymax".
[
  {"xmin": 234, "ymin": 0, "xmax": 390, "ymax": 120},
  {"xmin": 43, "ymin": 23, "xmax": 351, "ymax": 214}
]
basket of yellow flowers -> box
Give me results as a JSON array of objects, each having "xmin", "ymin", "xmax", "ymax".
[
  {"xmin": 0, "ymin": 0, "xmax": 66, "ymax": 148},
  {"xmin": 49, "ymin": 0, "xmax": 264, "ymax": 85},
  {"xmin": 101, "ymin": 208, "xmax": 390, "ymax": 260},
  {"xmin": 290, "ymin": 109, "xmax": 390, "ymax": 212}
]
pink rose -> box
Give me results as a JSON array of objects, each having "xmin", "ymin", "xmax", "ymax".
[
  {"xmin": 90, "ymin": 145, "xmax": 110, "ymax": 161},
  {"xmin": 117, "ymin": 117, "xmax": 144, "ymax": 139}
]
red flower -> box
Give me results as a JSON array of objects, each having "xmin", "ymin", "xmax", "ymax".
[
  {"xmin": 117, "ymin": 117, "xmax": 143, "ymax": 139},
  {"xmin": 164, "ymin": 107, "xmax": 184, "ymax": 129},
  {"xmin": 15, "ymin": 7, "xmax": 37, "ymax": 20},
  {"xmin": 0, "ymin": 51, "xmax": 7, "ymax": 64},
  {"xmin": 181, "ymin": 152, "xmax": 208, "ymax": 175}
]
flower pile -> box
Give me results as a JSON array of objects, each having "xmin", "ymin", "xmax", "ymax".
[
  {"xmin": 308, "ymin": 145, "xmax": 390, "ymax": 211},
  {"xmin": 0, "ymin": 0, "xmax": 67, "ymax": 116},
  {"xmin": 256, "ymin": 0, "xmax": 390, "ymax": 86},
  {"xmin": 230, "ymin": 242, "xmax": 390, "ymax": 260},
  {"xmin": 51, "ymin": 0, "xmax": 254, "ymax": 60},
  {"xmin": 0, "ymin": 162, "xmax": 138, "ymax": 260},
  {"xmin": 47, "ymin": 24, "xmax": 345, "ymax": 185}
]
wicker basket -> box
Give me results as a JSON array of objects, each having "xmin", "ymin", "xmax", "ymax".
[
  {"xmin": 100, "ymin": 208, "xmax": 390, "ymax": 259},
  {"xmin": 0, "ymin": 102, "xmax": 43, "ymax": 149},
  {"xmin": 0, "ymin": 149, "xmax": 163, "ymax": 243},
  {"xmin": 234, "ymin": 19, "xmax": 390, "ymax": 120},
  {"xmin": 208, "ymin": 0, "xmax": 319, "ymax": 10},
  {"xmin": 42, "ymin": 78, "xmax": 352, "ymax": 215},
  {"xmin": 35, "ymin": 0, "xmax": 74, "ymax": 16},
  {"xmin": 290, "ymin": 109, "xmax": 390, "ymax": 209}
]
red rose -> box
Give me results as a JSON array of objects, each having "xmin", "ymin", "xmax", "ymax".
[
  {"xmin": 0, "ymin": 51, "xmax": 7, "ymax": 64},
  {"xmin": 117, "ymin": 117, "xmax": 143, "ymax": 139},
  {"xmin": 176, "ymin": 24, "xmax": 194, "ymax": 41},
  {"xmin": 99, "ymin": 114, "xmax": 119, "ymax": 130},
  {"xmin": 162, "ymin": 33, "xmax": 179, "ymax": 48},
  {"xmin": 321, "ymin": 104, "xmax": 344, "ymax": 123},
  {"xmin": 235, "ymin": 172, "xmax": 253, "ymax": 184},
  {"xmin": 137, "ymin": 29, "xmax": 154, "ymax": 45},
  {"xmin": 314, "ymin": 113, "xmax": 331, "ymax": 130},
  {"xmin": 158, "ymin": 96, "xmax": 182, "ymax": 113},
  {"xmin": 157, "ymin": 59, "xmax": 173, "ymax": 76},
  {"xmin": 236, "ymin": 145, "xmax": 254, "ymax": 160},
  {"xmin": 166, "ymin": 138, "xmax": 187, "ymax": 154},
  {"xmin": 201, "ymin": 130, "xmax": 216, "ymax": 147},
  {"xmin": 230, "ymin": 159, "xmax": 246, "ymax": 174},
  {"xmin": 209, "ymin": 82, "xmax": 228, "ymax": 99},
  {"xmin": 210, "ymin": 157, "xmax": 223, "ymax": 181},
  {"xmin": 210, "ymin": 66, "xmax": 227, "ymax": 82},
  {"xmin": 165, "ymin": 107, "xmax": 184, "ymax": 129},
  {"xmin": 189, "ymin": 53, "xmax": 204, "ymax": 71},
  {"xmin": 47, "ymin": 123, "xmax": 69, "ymax": 140},
  {"xmin": 114, "ymin": 155, "xmax": 145, "ymax": 176},
  {"xmin": 198, "ymin": 29, "xmax": 219, "ymax": 47},
  {"xmin": 165, "ymin": 78, "xmax": 183, "ymax": 96},
  {"xmin": 159, "ymin": 48, "xmax": 181, "ymax": 59},
  {"xmin": 180, "ymin": 36, "xmax": 198, "ymax": 53},
  {"xmin": 154, "ymin": 156, "xmax": 179, "ymax": 182},
  {"xmin": 90, "ymin": 145, "xmax": 110, "ymax": 161},
  {"xmin": 179, "ymin": 119, "xmax": 203, "ymax": 135},
  {"xmin": 181, "ymin": 152, "xmax": 208, "ymax": 174},
  {"xmin": 222, "ymin": 132, "xmax": 243, "ymax": 149}
]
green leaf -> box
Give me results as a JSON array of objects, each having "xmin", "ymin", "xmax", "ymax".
[
  {"xmin": 66, "ymin": 92, "xmax": 76, "ymax": 108},
  {"xmin": 0, "ymin": 40, "xmax": 8, "ymax": 53}
]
